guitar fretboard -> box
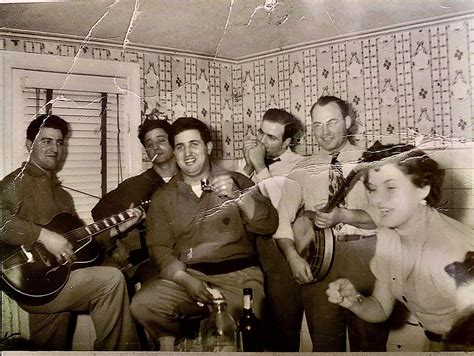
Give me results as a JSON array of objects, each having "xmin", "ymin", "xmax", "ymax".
[{"xmin": 63, "ymin": 210, "xmax": 138, "ymax": 242}]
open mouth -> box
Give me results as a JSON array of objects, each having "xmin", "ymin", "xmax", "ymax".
[{"xmin": 184, "ymin": 158, "xmax": 196, "ymax": 165}]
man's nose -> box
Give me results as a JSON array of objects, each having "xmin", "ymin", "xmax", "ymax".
[{"xmin": 322, "ymin": 123, "xmax": 330, "ymax": 135}]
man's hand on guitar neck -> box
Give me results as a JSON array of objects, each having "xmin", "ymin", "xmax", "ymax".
[
  {"xmin": 109, "ymin": 205, "xmax": 146, "ymax": 239},
  {"xmin": 313, "ymin": 208, "xmax": 344, "ymax": 228},
  {"xmin": 37, "ymin": 228, "xmax": 75, "ymax": 264}
]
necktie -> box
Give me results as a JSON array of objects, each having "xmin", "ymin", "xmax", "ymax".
[
  {"xmin": 328, "ymin": 153, "xmax": 345, "ymax": 203},
  {"xmin": 264, "ymin": 157, "xmax": 281, "ymax": 168}
]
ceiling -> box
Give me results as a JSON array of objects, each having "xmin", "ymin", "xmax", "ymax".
[{"xmin": 1, "ymin": 0, "xmax": 474, "ymax": 60}]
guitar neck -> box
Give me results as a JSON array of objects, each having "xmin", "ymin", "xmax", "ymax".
[
  {"xmin": 321, "ymin": 169, "xmax": 361, "ymax": 214},
  {"xmin": 63, "ymin": 208, "xmax": 140, "ymax": 242}
]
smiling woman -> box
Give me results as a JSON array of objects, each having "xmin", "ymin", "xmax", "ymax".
[{"xmin": 326, "ymin": 143, "xmax": 474, "ymax": 351}]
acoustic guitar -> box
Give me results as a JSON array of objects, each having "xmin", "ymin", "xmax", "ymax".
[
  {"xmin": 294, "ymin": 165, "xmax": 365, "ymax": 283},
  {"xmin": 0, "ymin": 202, "xmax": 148, "ymax": 306}
]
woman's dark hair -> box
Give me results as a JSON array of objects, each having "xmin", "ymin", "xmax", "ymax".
[
  {"xmin": 360, "ymin": 142, "xmax": 445, "ymax": 207},
  {"xmin": 138, "ymin": 119, "xmax": 172, "ymax": 146},
  {"xmin": 169, "ymin": 117, "xmax": 211, "ymax": 148},
  {"xmin": 27, "ymin": 114, "xmax": 69, "ymax": 141}
]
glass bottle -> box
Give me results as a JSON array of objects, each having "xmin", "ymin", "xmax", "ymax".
[
  {"xmin": 200, "ymin": 297, "xmax": 239, "ymax": 352},
  {"xmin": 239, "ymin": 288, "xmax": 264, "ymax": 351}
]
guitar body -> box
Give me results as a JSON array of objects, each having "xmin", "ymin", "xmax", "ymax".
[{"xmin": 1, "ymin": 213, "xmax": 100, "ymax": 306}]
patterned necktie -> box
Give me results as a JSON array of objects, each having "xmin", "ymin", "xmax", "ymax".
[{"xmin": 328, "ymin": 153, "xmax": 345, "ymax": 204}]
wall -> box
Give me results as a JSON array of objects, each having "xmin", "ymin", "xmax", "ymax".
[
  {"xmin": 1, "ymin": 14, "xmax": 472, "ymax": 157},
  {"xmin": 0, "ymin": 12, "xmax": 472, "ymax": 349}
]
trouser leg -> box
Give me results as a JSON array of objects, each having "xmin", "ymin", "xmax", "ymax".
[
  {"xmin": 256, "ymin": 238, "xmax": 303, "ymax": 351},
  {"xmin": 303, "ymin": 277, "xmax": 346, "ymax": 351},
  {"xmin": 130, "ymin": 278, "xmax": 195, "ymax": 344},
  {"xmin": 28, "ymin": 311, "xmax": 72, "ymax": 350},
  {"xmin": 22, "ymin": 266, "xmax": 139, "ymax": 351},
  {"xmin": 339, "ymin": 237, "xmax": 389, "ymax": 351}
]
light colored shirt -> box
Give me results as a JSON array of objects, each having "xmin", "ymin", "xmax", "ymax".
[
  {"xmin": 273, "ymin": 141, "xmax": 375, "ymax": 240},
  {"xmin": 370, "ymin": 205, "xmax": 474, "ymax": 334},
  {"xmin": 238, "ymin": 148, "xmax": 304, "ymax": 183}
]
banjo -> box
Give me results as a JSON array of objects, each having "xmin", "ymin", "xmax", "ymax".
[{"xmin": 293, "ymin": 163, "xmax": 365, "ymax": 283}]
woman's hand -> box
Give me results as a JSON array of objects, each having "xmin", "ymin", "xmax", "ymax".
[{"xmin": 326, "ymin": 278, "xmax": 362, "ymax": 309}]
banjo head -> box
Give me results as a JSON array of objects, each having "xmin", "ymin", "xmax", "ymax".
[{"xmin": 293, "ymin": 215, "xmax": 335, "ymax": 282}]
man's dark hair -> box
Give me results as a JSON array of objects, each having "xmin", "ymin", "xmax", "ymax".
[
  {"xmin": 138, "ymin": 119, "xmax": 172, "ymax": 146},
  {"xmin": 262, "ymin": 108, "xmax": 303, "ymax": 144},
  {"xmin": 311, "ymin": 95, "xmax": 350, "ymax": 118},
  {"xmin": 169, "ymin": 117, "xmax": 211, "ymax": 148},
  {"xmin": 27, "ymin": 114, "xmax": 69, "ymax": 141},
  {"xmin": 361, "ymin": 142, "xmax": 445, "ymax": 207}
]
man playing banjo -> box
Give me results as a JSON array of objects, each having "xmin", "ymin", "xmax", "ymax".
[{"xmin": 274, "ymin": 96, "xmax": 390, "ymax": 351}]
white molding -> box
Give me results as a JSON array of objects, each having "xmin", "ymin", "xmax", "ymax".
[
  {"xmin": 0, "ymin": 29, "xmax": 237, "ymax": 64},
  {"xmin": 0, "ymin": 50, "xmax": 142, "ymax": 177},
  {"xmin": 0, "ymin": 11, "xmax": 473, "ymax": 63}
]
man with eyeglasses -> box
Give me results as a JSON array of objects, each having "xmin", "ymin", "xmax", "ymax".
[{"xmin": 274, "ymin": 96, "xmax": 390, "ymax": 351}]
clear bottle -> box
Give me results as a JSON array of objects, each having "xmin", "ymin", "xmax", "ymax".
[
  {"xmin": 200, "ymin": 297, "xmax": 239, "ymax": 352},
  {"xmin": 239, "ymin": 288, "xmax": 264, "ymax": 352}
]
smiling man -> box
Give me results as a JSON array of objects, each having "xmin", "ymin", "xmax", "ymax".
[
  {"xmin": 130, "ymin": 117, "xmax": 278, "ymax": 351},
  {"xmin": 273, "ymin": 96, "xmax": 390, "ymax": 351},
  {"xmin": 0, "ymin": 114, "xmax": 140, "ymax": 351}
]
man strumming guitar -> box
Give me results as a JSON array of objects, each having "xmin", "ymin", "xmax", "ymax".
[{"xmin": 0, "ymin": 114, "xmax": 142, "ymax": 351}]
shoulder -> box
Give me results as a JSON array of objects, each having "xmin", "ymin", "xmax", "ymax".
[
  {"xmin": 1, "ymin": 166, "xmax": 29, "ymax": 193},
  {"xmin": 229, "ymin": 171, "xmax": 255, "ymax": 190},
  {"xmin": 427, "ymin": 209, "xmax": 474, "ymax": 250}
]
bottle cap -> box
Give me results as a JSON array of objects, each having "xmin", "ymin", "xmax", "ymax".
[{"xmin": 243, "ymin": 288, "xmax": 253, "ymax": 296}]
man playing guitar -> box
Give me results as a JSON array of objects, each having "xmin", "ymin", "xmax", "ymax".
[{"xmin": 0, "ymin": 114, "xmax": 142, "ymax": 350}]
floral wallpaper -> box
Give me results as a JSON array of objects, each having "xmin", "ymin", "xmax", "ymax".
[{"xmin": 1, "ymin": 15, "xmax": 472, "ymax": 162}]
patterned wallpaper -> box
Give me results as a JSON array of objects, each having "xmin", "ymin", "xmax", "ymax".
[{"xmin": 1, "ymin": 14, "xmax": 472, "ymax": 163}]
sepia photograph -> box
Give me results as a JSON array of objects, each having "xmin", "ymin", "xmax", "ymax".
[{"xmin": 0, "ymin": 0, "xmax": 473, "ymax": 354}]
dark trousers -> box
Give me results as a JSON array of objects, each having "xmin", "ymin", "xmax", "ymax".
[
  {"xmin": 256, "ymin": 235, "xmax": 390, "ymax": 352},
  {"xmin": 256, "ymin": 238, "xmax": 303, "ymax": 352}
]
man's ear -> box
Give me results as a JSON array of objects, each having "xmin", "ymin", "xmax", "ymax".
[
  {"xmin": 26, "ymin": 139, "xmax": 33, "ymax": 152},
  {"xmin": 206, "ymin": 141, "xmax": 213, "ymax": 155},
  {"xmin": 282, "ymin": 137, "xmax": 291, "ymax": 149},
  {"xmin": 344, "ymin": 115, "xmax": 352, "ymax": 130}
]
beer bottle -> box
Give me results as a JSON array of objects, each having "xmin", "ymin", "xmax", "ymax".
[{"xmin": 239, "ymin": 288, "xmax": 264, "ymax": 351}]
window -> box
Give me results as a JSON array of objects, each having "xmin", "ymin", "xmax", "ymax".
[{"xmin": 2, "ymin": 52, "xmax": 142, "ymax": 224}]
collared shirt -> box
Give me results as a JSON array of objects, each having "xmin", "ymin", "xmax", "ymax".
[
  {"xmin": 273, "ymin": 141, "xmax": 375, "ymax": 240},
  {"xmin": 0, "ymin": 162, "xmax": 76, "ymax": 246},
  {"xmin": 146, "ymin": 164, "xmax": 278, "ymax": 279},
  {"xmin": 238, "ymin": 148, "xmax": 304, "ymax": 183},
  {"xmin": 370, "ymin": 205, "xmax": 474, "ymax": 334}
]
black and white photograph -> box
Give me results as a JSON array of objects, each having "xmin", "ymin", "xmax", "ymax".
[{"xmin": 0, "ymin": 0, "xmax": 473, "ymax": 353}]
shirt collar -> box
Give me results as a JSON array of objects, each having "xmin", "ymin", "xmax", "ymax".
[{"xmin": 22, "ymin": 161, "xmax": 61, "ymax": 184}]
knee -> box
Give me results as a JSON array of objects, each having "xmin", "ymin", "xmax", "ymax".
[
  {"xmin": 108, "ymin": 267, "xmax": 126, "ymax": 287},
  {"xmin": 130, "ymin": 291, "xmax": 154, "ymax": 324}
]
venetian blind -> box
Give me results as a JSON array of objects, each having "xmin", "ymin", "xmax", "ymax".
[{"xmin": 20, "ymin": 78, "xmax": 126, "ymax": 224}]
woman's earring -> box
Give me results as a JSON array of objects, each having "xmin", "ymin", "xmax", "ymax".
[{"xmin": 420, "ymin": 199, "xmax": 427, "ymax": 206}]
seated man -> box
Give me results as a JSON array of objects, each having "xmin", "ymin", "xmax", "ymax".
[
  {"xmin": 92, "ymin": 119, "xmax": 177, "ymax": 284},
  {"xmin": 0, "ymin": 114, "xmax": 141, "ymax": 350},
  {"xmin": 130, "ymin": 117, "xmax": 278, "ymax": 350}
]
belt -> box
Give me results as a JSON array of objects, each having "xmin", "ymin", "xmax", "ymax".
[
  {"xmin": 188, "ymin": 257, "xmax": 258, "ymax": 275},
  {"xmin": 336, "ymin": 234, "xmax": 376, "ymax": 242}
]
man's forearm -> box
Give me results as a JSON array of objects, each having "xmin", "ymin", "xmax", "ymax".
[
  {"xmin": 339, "ymin": 208, "xmax": 376, "ymax": 229},
  {"xmin": 275, "ymin": 238, "xmax": 300, "ymax": 262}
]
